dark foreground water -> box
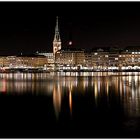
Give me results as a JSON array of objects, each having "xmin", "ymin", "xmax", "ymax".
[{"xmin": 0, "ymin": 72, "xmax": 140, "ymax": 138}]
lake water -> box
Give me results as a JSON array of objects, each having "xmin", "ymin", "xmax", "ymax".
[{"xmin": 0, "ymin": 72, "xmax": 140, "ymax": 138}]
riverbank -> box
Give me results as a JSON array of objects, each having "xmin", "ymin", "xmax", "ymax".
[{"xmin": 0, "ymin": 68, "xmax": 140, "ymax": 73}]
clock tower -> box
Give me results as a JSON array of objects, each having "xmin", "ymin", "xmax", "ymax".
[{"xmin": 53, "ymin": 16, "xmax": 61, "ymax": 59}]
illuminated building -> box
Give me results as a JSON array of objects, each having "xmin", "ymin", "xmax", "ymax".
[
  {"xmin": 91, "ymin": 48, "xmax": 109, "ymax": 71},
  {"xmin": 0, "ymin": 54, "xmax": 48, "ymax": 71},
  {"xmin": 53, "ymin": 16, "xmax": 61, "ymax": 60},
  {"xmin": 36, "ymin": 52, "xmax": 54, "ymax": 64},
  {"xmin": 54, "ymin": 45, "xmax": 140, "ymax": 71},
  {"xmin": 107, "ymin": 48, "xmax": 120, "ymax": 71},
  {"xmin": 15, "ymin": 54, "xmax": 48, "ymax": 68},
  {"xmin": 55, "ymin": 48, "xmax": 85, "ymax": 70},
  {"xmin": 119, "ymin": 46, "xmax": 140, "ymax": 70}
]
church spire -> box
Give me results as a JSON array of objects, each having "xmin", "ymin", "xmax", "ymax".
[
  {"xmin": 55, "ymin": 16, "xmax": 59, "ymax": 32},
  {"xmin": 53, "ymin": 16, "xmax": 61, "ymax": 57},
  {"xmin": 54, "ymin": 16, "xmax": 61, "ymax": 42}
]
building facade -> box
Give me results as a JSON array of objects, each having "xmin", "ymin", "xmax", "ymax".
[{"xmin": 0, "ymin": 55, "xmax": 48, "ymax": 70}]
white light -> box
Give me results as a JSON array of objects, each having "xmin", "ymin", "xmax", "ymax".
[{"xmin": 69, "ymin": 41, "xmax": 72, "ymax": 45}]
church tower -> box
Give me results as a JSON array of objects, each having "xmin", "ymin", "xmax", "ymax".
[{"xmin": 53, "ymin": 16, "xmax": 61, "ymax": 59}]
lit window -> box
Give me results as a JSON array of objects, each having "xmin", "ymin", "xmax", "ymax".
[
  {"xmin": 115, "ymin": 58, "xmax": 118, "ymax": 60},
  {"xmin": 132, "ymin": 58, "xmax": 134, "ymax": 62},
  {"xmin": 105, "ymin": 55, "xmax": 108, "ymax": 57},
  {"xmin": 94, "ymin": 53, "xmax": 98, "ymax": 55},
  {"xmin": 132, "ymin": 52, "xmax": 134, "ymax": 54},
  {"xmin": 119, "ymin": 55, "xmax": 121, "ymax": 57}
]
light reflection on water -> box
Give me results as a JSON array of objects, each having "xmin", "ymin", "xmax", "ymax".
[{"xmin": 0, "ymin": 72, "xmax": 140, "ymax": 119}]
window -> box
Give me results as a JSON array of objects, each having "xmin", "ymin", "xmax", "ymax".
[{"xmin": 132, "ymin": 58, "xmax": 134, "ymax": 62}]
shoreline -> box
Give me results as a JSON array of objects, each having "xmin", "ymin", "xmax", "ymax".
[{"xmin": 0, "ymin": 70, "xmax": 140, "ymax": 73}]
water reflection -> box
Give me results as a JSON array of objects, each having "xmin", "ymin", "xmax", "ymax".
[
  {"xmin": 0, "ymin": 72, "xmax": 140, "ymax": 118},
  {"xmin": 69, "ymin": 81, "xmax": 73, "ymax": 116},
  {"xmin": 53, "ymin": 83, "xmax": 61, "ymax": 119}
]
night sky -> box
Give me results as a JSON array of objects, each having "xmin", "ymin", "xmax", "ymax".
[{"xmin": 0, "ymin": 2, "xmax": 140, "ymax": 55}]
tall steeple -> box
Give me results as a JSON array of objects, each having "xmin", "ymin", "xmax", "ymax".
[{"xmin": 53, "ymin": 16, "xmax": 61, "ymax": 57}]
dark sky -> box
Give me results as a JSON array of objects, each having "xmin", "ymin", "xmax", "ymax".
[{"xmin": 0, "ymin": 2, "xmax": 140, "ymax": 55}]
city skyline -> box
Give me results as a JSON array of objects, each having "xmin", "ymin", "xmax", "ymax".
[
  {"xmin": 1, "ymin": 2, "xmax": 140, "ymax": 138},
  {"xmin": 0, "ymin": 2, "xmax": 140, "ymax": 55}
]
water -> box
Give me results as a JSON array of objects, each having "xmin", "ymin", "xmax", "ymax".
[{"xmin": 0, "ymin": 72, "xmax": 140, "ymax": 138}]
